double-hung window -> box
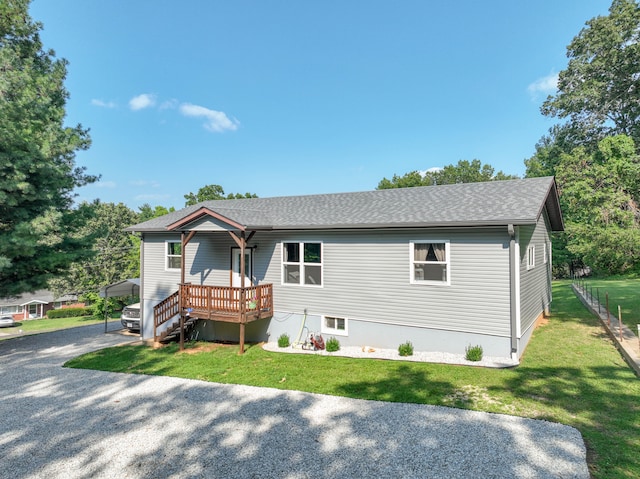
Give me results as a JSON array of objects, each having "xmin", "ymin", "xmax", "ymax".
[
  {"xmin": 282, "ymin": 242, "xmax": 322, "ymax": 286},
  {"xmin": 410, "ymin": 241, "xmax": 450, "ymax": 285},
  {"xmin": 0, "ymin": 305, "xmax": 22, "ymax": 315},
  {"xmin": 166, "ymin": 241, "xmax": 182, "ymax": 270},
  {"xmin": 527, "ymin": 245, "xmax": 535, "ymax": 270}
]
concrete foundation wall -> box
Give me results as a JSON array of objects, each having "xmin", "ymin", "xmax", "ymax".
[{"xmin": 191, "ymin": 310, "xmax": 512, "ymax": 358}]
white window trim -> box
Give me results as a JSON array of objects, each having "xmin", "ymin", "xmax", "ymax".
[
  {"xmin": 1, "ymin": 305, "xmax": 23, "ymax": 315},
  {"xmin": 409, "ymin": 240, "xmax": 451, "ymax": 286},
  {"xmin": 527, "ymin": 245, "xmax": 536, "ymax": 270},
  {"xmin": 543, "ymin": 243, "xmax": 547, "ymax": 264},
  {"xmin": 281, "ymin": 241, "xmax": 323, "ymax": 287},
  {"xmin": 166, "ymin": 240, "xmax": 181, "ymax": 271},
  {"xmin": 321, "ymin": 315, "xmax": 348, "ymax": 336}
]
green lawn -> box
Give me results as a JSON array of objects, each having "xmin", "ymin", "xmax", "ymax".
[
  {"xmin": 65, "ymin": 281, "xmax": 640, "ymax": 479},
  {"xmin": 577, "ymin": 277, "xmax": 640, "ymax": 325},
  {"xmin": 0, "ymin": 314, "xmax": 114, "ymax": 337}
]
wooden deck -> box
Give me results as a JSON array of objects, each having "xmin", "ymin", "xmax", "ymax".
[
  {"xmin": 153, "ymin": 283, "xmax": 274, "ymax": 345},
  {"xmin": 181, "ymin": 283, "xmax": 273, "ymax": 323}
]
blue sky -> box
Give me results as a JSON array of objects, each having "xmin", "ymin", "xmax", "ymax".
[{"xmin": 30, "ymin": 0, "xmax": 610, "ymax": 211}]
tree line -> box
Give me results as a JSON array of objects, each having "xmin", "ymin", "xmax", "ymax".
[{"xmin": 2, "ymin": 0, "xmax": 639, "ymax": 301}]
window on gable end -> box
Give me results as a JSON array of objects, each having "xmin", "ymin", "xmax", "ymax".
[{"xmin": 527, "ymin": 245, "xmax": 535, "ymax": 270}]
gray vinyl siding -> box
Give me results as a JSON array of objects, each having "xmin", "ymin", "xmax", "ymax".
[
  {"xmin": 260, "ymin": 227, "xmax": 512, "ymax": 337},
  {"xmin": 141, "ymin": 232, "xmax": 247, "ymax": 302},
  {"xmin": 141, "ymin": 227, "xmax": 514, "ymax": 342},
  {"xmin": 519, "ymin": 210, "xmax": 552, "ymax": 336}
]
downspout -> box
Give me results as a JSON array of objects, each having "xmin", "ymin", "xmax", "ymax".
[{"xmin": 508, "ymin": 224, "xmax": 518, "ymax": 360}]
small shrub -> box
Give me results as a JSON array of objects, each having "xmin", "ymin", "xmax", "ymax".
[
  {"xmin": 398, "ymin": 341, "xmax": 414, "ymax": 356},
  {"xmin": 277, "ymin": 333, "xmax": 290, "ymax": 348},
  {"xmin": 465, "ymin": 344, "xmax": 483, "ymax": 362},
  {"xmin": 325, "ymin": 337, "xmax": 340, "ymax": 352},
  {"xmin": 46, "ymin": 307, "xmax": 93, "ymax": 319}
]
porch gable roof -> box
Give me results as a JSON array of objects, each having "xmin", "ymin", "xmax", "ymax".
[
  {"xmin": 166, "ymin": 207, "xmax": 248, "ymax": 231},
  {"xmin": 126, "ymin": 176, "xmax": 564, "ymax": 233}
]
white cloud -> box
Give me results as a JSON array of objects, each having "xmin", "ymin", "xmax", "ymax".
[
  {"xmin": 134, "ymin": 193, "xmax": 172, "ymax": 201},
  {"xmin": 418, "ymin": 167, "xmax": 442, "ymax": 176},
  {"xmin": 528, "ymin": 73, "xmax": 559, "ymax": 98},
  {"xmin": 159, "ymin": 99, "xmax": 179, "ymax": 110},
  {"xmin": 91, "ymin": 99, "xmax": 117, "ymax": 108},
  {"xmin": 179, "ymin": 103, "xmax": 240, "ymax": 132},
  {"xmin": 130, "ymin": 180, "xmax": 160, "ymax": 188},
  {"xmin": 129, "ymin": 93, "xmax": 157, "ymax": 111},
  {"xmin": 95, "ymin": 180, "xmax": 117, "ymax": 188}
]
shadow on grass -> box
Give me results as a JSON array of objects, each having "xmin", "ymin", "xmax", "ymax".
[
  {"xmin": 498, "ymin": 364, "xmax": 640, "ymax": 478},
  {"xmin": 336, "ymin": 363, "xmax": 455, "ymax": 404}
]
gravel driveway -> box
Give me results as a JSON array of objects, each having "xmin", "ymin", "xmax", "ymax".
[{"xmin": 0, "ymin": 324, "xmax": 589, "ymax": 479}]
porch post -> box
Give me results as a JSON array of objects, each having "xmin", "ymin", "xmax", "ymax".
[
  {"xmin": 227, "ymin": 229, "xmax": 252, "ymax": 354},
  {"xmin": 180, "ymin": 231, "xmax": 186, "ymax": 285},
  {"xmin": 239, "ymin": 231, "xmax": 246, "ymax": 354}
]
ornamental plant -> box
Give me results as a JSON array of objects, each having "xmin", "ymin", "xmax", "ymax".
[
  {"xmin": 398, "ymin": 341, "xmax": 414, "ymax": 356},
  {"xmin": 465, "ymin": 344, "xmax": 483, "ymax": 362},
  {"xmin": 277, "ymin": 333, "xmax": 290, "ymax": 348},
  {"xmin": 325, "ymin": 337, "xmax": 340, "ymax": 352}
]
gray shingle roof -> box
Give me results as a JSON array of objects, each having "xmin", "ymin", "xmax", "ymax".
[
  {"xmin": 0, "ymin": 290, "xmax": 78, "ymax": 307},
  {"xmin": 127, "ymin": 177, "xmax": 563, "ymax": 232}
]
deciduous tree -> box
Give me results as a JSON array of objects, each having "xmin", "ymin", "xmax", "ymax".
[
  {"xmin": 137, "ymin": 203, "xmax": 175, "ymax": 222},
  {"xmin": 49, "ymin": 202, "xmax": 139, "ymax": 299},
  {"xmin": 556, "ymin": 135, "xmax": 640, "ymax": 274},
  {"xmin": 184, "ymin": 184, "xmax": 257, "ymax": 206},
  {"xmin": 377, "ymin": 160, "xmax": 516, "ymax": 190},
  {"xmin": 542, "ymin": 0, "xmax": 640, "ymax": 148}
]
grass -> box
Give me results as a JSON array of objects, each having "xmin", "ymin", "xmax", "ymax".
[
  {"xmin": 0, "ymin": 314, "xmax": 114, "ymax": 338},
  {"xmin": 576, "ymin": 277, "xmax": 640, "ymax": 325},
  {"xmin": 65, "ymin": 281, "xmax": 640, "ymax": 479}
]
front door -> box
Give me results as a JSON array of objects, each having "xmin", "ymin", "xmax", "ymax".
[{"xmin": 232, "ymin": 248, "xmax": 253, "ymax": 287}]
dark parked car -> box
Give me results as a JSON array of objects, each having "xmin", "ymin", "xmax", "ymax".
[{"xmin": 121, "ymin": 303, "xmax": 140, "ymax": 331}]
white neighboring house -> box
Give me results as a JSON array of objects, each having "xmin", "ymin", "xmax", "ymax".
[{"xmin": 126, "ymin": 177, "xmax": 563, "ymax": 361}]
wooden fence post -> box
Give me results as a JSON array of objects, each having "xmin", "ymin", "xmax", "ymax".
[{"xmin": 618, "ymin": 305, "xmax": 623, "ymax": 342}]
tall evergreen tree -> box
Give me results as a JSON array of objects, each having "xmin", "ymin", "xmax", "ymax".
[{"xmin": 0, "ymin": 0, "xmax": 97, "ymax": 295}]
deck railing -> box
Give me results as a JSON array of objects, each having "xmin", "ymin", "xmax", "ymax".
[
  {"xmin": 180, "ymin": 283, "xmax": 273, "ymax": 320},
  {"xmin": 153, "ymin": 283, "xmax": 274, "ymax": 341},
  {"xmin": 153, "ymin": 290, "xmax": 180, "ymax": 342}
]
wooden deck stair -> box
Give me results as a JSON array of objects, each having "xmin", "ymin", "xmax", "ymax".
[{"xmin": 157, "ymin": 315, "xmax": 198, "ymax": 343}]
